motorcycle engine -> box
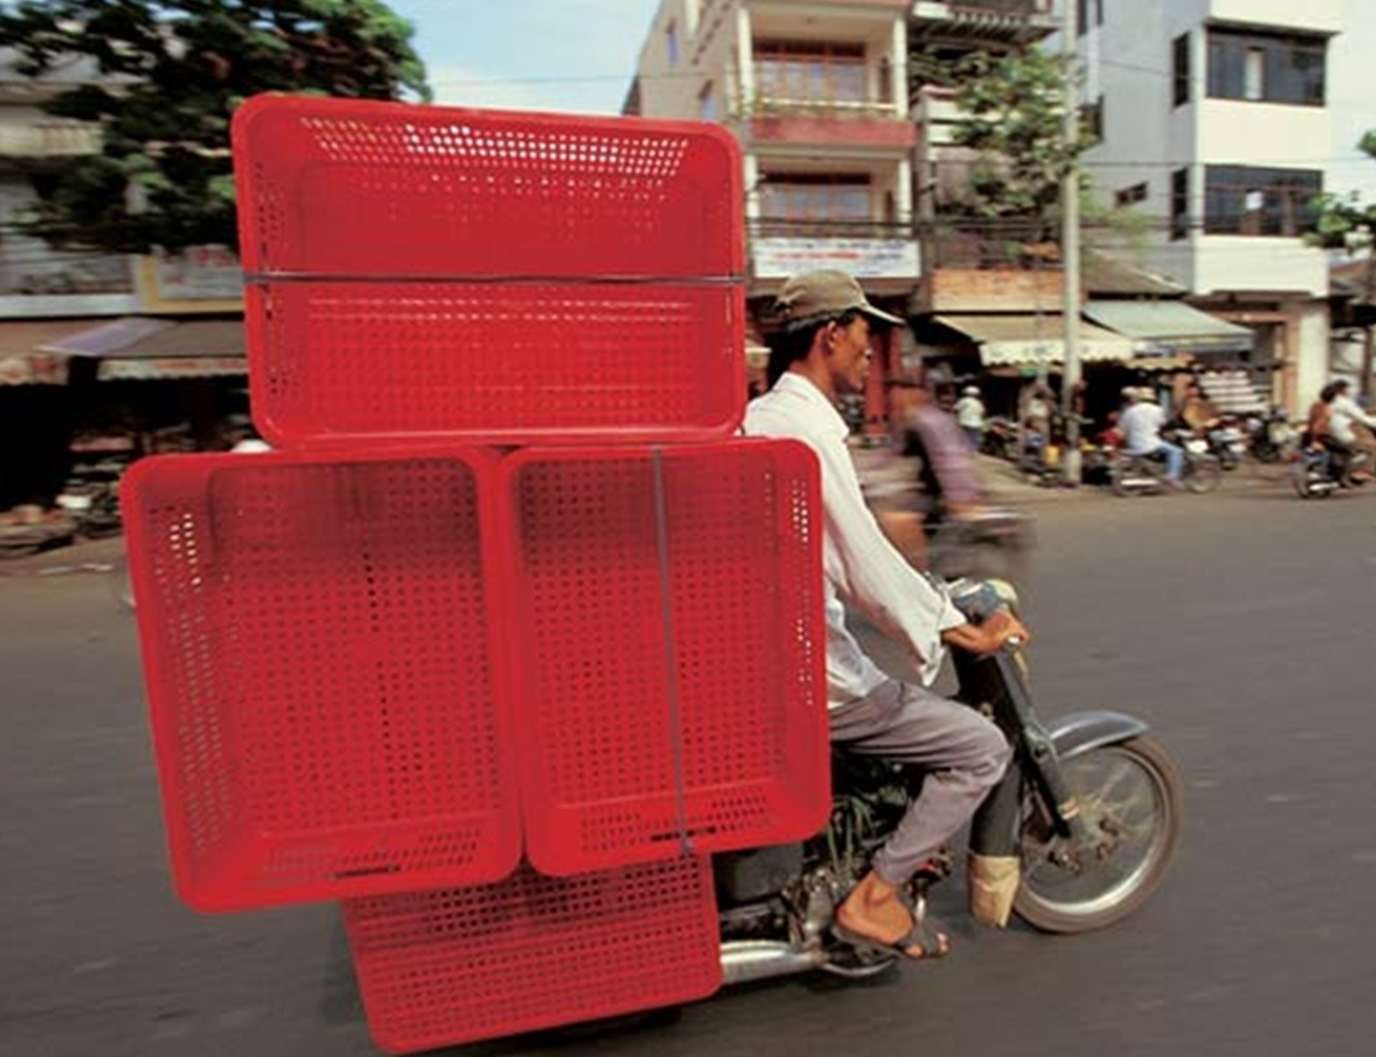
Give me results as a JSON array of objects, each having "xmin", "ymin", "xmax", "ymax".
[{"xmin": 713, "ymin": 844, "xmax": 805, "ymax": 905}]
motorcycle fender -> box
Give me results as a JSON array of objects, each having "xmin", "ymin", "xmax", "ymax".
[{"xmin": 1047, "ymin": 710, "xmax": 1150, "ymax": 761}]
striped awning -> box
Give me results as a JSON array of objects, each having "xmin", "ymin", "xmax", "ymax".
[
  {"xmin": 36, "ymin": 317, "xmax": 246, "ymax": 381},
  {"xmin": 933, "ymin": 314, "xmax": 1135, "ymax": 366}
]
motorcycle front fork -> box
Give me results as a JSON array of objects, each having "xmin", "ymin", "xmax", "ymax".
[{"xmin": 965, "ymin": 652, "xmax": 1097, "ymax": 867}]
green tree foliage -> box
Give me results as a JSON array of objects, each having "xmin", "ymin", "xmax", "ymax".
[
  {"xmin": 1310, "ymin": 132, "xmax": 1376, "ymax": 259},
  {"xmin": 949, "ymin": 49, "xmax": 1089, "ymax": 221},
  {"xmin": 0, "ymin": 0, "xmax": 429, "ymax": 254}
]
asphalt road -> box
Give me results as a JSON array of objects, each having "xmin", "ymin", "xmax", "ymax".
[{"xmin": 3, "ymin": 481, "xmax": 1375, "ymax": 1057}]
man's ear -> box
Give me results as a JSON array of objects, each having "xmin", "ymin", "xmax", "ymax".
[{"xmin": 813, "ymin": 321, "xmax": 835, "ymax": 358}]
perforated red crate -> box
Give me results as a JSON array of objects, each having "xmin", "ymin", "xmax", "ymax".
[
  {"xmin": 343, "ymin": 858, "xmax": 722, "ymax": 1055},
  {"xmin": 501, "ymin": 439, "xmax": 830, "ymax": 875},
  {"xmin": 122, "ymin": 450, "xmax": 521, "ymax": 911},
  {"xmin": 232, "ymin": 95, "xmax": 745, "ymax": 447}
]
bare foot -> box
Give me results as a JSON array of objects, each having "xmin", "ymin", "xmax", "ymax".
[{"xmin": 834, "ymin": 871, "xmax": 950, "ymax": 960}]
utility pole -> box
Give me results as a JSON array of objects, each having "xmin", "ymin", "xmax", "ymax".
[
  {"xmin": 1363, "ymin": 242, "xmax": 1375, "ymax": 405},
  {"xmin": 1060, "ymin": 0, "xmax": 1083, "ymax": 484}
]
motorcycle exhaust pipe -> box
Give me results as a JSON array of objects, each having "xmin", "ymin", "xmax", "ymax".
[{"xmin": 720, "ymin": 940, "xmax": 827, "ymax": 985}]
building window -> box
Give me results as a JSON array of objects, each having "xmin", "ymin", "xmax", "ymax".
[
  {"xmin": 1077, "ymin": 0, "xmax": 1103, "ymax": 35},
  {"xmin": 757, "ymin": 172, "xmax": 873, "ymax": 223},
  {"xmin": 1173, "ymin": 33, "xmax": 1190, "ymax": 108},
  {"xmin": 1204, "ymin": 166, "xmax": 1322, "ymax": 236},
  {"xmin": 666, "ymin": 20, "xmax": 679, "ymax": 66},
  {"xmin": 1080, "ymin": 95, "xmax": 1104, "ymax": 144},
  {"xmin": 1207, "ymin": 29, "xmax": 1325, "ymax": 106},
  {"xmin": 754, "ymin": 39, "xmax": 868, "ymax": 106},
  {"xmin": 1244, "ymin": 47, "xmax": 1265, "ymax": 101},
  {"xmin": 1116, "ymin": 182, "xmax": 1148, "ymax": 208},
  {"xmin": 1171, "ymin": 168, "xmax": 1189, "ymax": 241},
  {"xmin": 698, "ymin": 81, "xmax": 717, "ymax": 121}
]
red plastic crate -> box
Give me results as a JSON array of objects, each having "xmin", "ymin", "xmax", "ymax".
[
  {"xmin": 122, "ymin": 450, "xmax": 521, "ymax": 911},
  {"xmin": 232, "ymin": 95, "xmax": 745, "ymax": 447},
  {"xmin": 501, "ymin": 440, "xmax": 830, "ymax": 875},
  {"xmin": 343, "ymin": 858, "xmax": 722, "ymax": 1054}
]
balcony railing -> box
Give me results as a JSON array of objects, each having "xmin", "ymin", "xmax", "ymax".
[
  {"xmin": 912, "ymin": 1, "xmax": 1058, "ymax": 42},
  {"xmin": 0, "ymin": 122, "xmax": 101, "ymax": 158},
  {"xmin": 0, "ymin": 254, "xmax": 133, "ymax": 297},
  {"xmin": 947, "ymin": 0, "xmax": 1051, "ymax": 13},
  {"xmin": 925, "ymin": 221, "xmax": 1061, "ymax": 271},
  {"xmin": 747, "ymin": 56, "xmax": 895, "ymax": 118},
  {"xmin": 750, "ymin": 216, "xmax": 909, "ymax": 240}
]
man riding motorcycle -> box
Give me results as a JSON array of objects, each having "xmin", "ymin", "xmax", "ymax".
[
  {"xmin": 744, "ymin": 270, "xmax": 1029, "ymax": 962},
  {"xmin": 1119, "ymin": 387, "xmax": 1183, "ymax": 485}
]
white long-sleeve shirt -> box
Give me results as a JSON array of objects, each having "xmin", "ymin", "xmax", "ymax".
[
  {"xmin": 1329, "ymin": 394, "xmax": 1376, "ymax": 445},
  {"xmin": 1120, "ymin": 402, "xmax": 1166, "ymax": 455},
  {"xmin": 743, "ymin": 373, "xmax": 966, "ymax": 707}
]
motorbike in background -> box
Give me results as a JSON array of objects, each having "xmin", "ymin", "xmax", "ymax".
[
  {"xmin": 979, "ymin": 417, "xmax": 1019, "ymax": 461},
  {"xmin": 1111, "ymin": 430, "xmax": 1222, "ymax": 497},
  {"xmin": 1292, "ymin": 446, "xmax": 1369, "ymax": 499},
  {"xmin": 1248, "ymin": 408, "xmax": 1299, "ymax": 464},
  {"xmin": 1205, "ymin": 418, "xmax": 1247, "ymax": 472}
]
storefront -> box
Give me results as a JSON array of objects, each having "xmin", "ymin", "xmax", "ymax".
[
  {"xmin": 912, "ymin": 312, "xmax": 1136, "ymax": 422},
  {"xmin": 38, "ymin": 316, "xmax": 248, "ymax": 451}
]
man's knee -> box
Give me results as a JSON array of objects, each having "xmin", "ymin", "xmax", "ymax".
[{"xmin": 966, "ymin": 717, "xmax": 1012, "ymax": 789}]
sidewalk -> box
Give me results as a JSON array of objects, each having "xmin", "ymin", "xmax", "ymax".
[
  {"xmin": 0, "ymin": 534, "xmax": 128, "ymax": 578},
  {"xmin": 852, "ymin": 444, "xmax": 1282, "ymax": 507}
]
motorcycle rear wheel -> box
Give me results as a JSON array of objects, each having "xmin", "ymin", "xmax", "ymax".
[
  {"xmin": 1292, "ymin": 465, "xmax": 1327, "ymax": 499},
  {"xmin": 1109, "ymin": 461, "xmax": 1137, "ymax": 498},
  {"xmin": 1013, "ymin": 735, "xmax": 1182, "ymax": 934}
]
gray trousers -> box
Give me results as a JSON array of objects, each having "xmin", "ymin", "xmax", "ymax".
[{"xmin": 830, "ymin": 679, "xmax": 1012, "ymax": 886}]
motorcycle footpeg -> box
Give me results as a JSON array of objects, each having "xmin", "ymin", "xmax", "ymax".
[{"xmin": 912, "ymin": 846, "xmax": 954, "ymax": 890}]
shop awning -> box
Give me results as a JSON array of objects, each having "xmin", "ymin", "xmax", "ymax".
[
  {"xmin": 1084, "ymin": 301, "xmax": 1254, "ymax": 356},
  {"xmin": 0, "ymin": 320, "xmax": 99, "ymax": 385},
  {"xmin": 36, "ymin": 317, "xmax": 246, "ymax": 381},
  {"xmin": 932, "ymin": 314, "xmax": 1134, "ymax": 367}
]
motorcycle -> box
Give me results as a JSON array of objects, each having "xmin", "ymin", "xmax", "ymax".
[
  {"xmin": 713, "ymin": 578, "xmax": 1182, "ymax": 985},
  {"xmin": 1110, "ymin": 431, "xmax": 1222, "ymax": 496},
  {"xmin": 1292, "ymin": 445, "xmax": 1369, "ymax": 499},
  {"xmin": 924, "ymin": 506, "xmax": 1035, "ymax": 586},
  {"xmin": 56, "ymin": 435, "xmax": 134, "ymax": 539},
  {"xmin": 1247, "ymin": 408, "xmax": 1298, "ymax": 464},
  {"xmin": 1205, "ymin": 419, "xmax": 1247, "ymax": 472},
  {"xmin": 979, "ymin": 417, "xmax": 1019, "ymax": 461}
]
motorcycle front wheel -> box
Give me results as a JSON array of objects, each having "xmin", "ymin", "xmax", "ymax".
[
  {"xmin": 1013, "ymin": 735, "xmax": 1182, "ymax": 934},
  {"xmin": 1184, "ymin": 457, "xmax": 1222, "ymax": 494}
]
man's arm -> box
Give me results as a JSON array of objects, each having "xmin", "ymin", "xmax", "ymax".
[
  {"xmin": 912, "ymin": 410, "xmax": 981, "ymax": 507},
  {"xmin": 1339, "ymin": 395, "xmax": 1376, "ymax": 430}
]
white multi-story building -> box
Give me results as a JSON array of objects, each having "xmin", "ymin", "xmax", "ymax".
[
  {"xmin": 1072, "ymin": 0, "xmax": 1371, "ymax": 412},
  {"xmin": 0, "ymin": 50, "xmax": 136, "ymax": 328},
  {"xmin": 626, "ymin": 0, "xmax": 1061, "ymax": 427}
]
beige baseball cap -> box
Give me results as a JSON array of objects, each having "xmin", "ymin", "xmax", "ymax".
[{"xmin": 775, "ymin": 269, "xmax": 905, "ymax": 330}]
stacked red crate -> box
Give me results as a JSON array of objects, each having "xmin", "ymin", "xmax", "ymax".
[
  {"xmin": 122, "ymin": 450, "xmax": 522, "ymax": 910},
  {"xmin": 121, "ymin": 95, "xmax": 831, "ymax": 1054}
]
